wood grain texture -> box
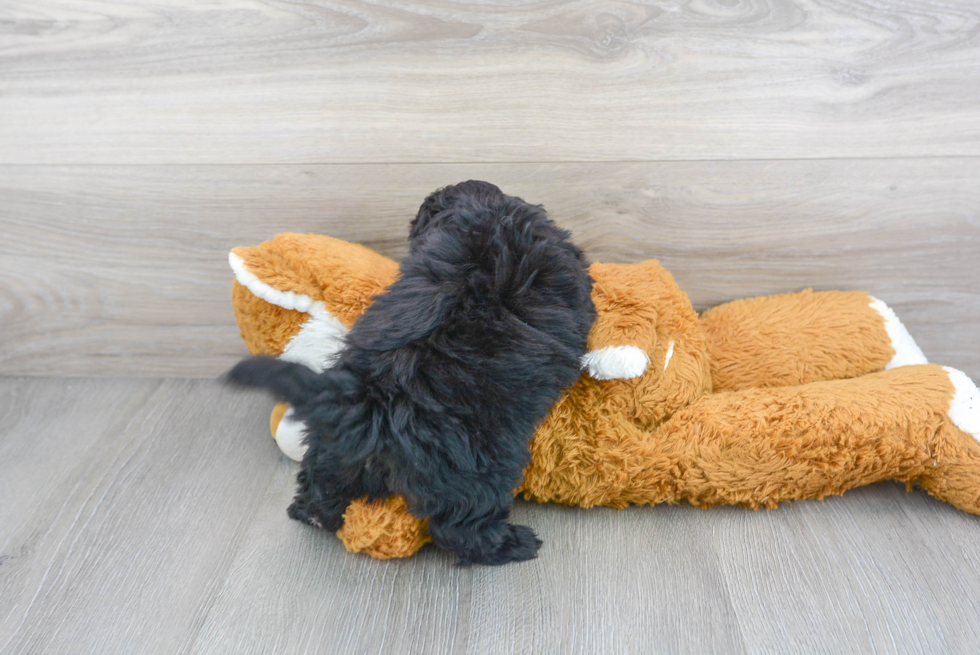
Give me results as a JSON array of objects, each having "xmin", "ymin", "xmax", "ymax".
[
  {"xmin": 1, "ymin": 0, "xmax": 980, "ymax": 164},
  {"xmin": 2, "ymin": 160, "xmax": 978, "ymax": 378},
  {"xmin": 0, "ymin": 378, "xmax": 283, "ymax": 655},
  {"xmin": 3, "ymin": 377, "xmax": 980, "ymax": 654},
  {"xmin": 709, "ymin": 485, "xmax": 980, "ymax": 652},
  {"xmin": 0, "ymin": 377, "xmax": 162, "ymax": 603},
  {"xmin": 191, "ymin": 478, "xmax": 747, "ymax": 655},
  {"xmin": 189, "ymin": 460, "xmax": 474, "ymax": 655}
]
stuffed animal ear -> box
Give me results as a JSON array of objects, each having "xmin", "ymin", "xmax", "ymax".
[{"xmin": 230, "ymin": 233, "xmax": 399, "ymax": 371}]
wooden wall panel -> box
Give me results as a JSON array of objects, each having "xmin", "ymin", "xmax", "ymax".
[
  {"xmin": 2, "ymin": 160, "xmax": 977, "ymax": 377},
  {"xmin": 1, "ymin": 0, "xmax": 979, "ymax": 164}
]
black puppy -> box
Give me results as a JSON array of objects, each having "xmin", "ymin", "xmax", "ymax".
[{"xmin": 229, "ymin": 181, "xmax": 595, "ymax": 564}]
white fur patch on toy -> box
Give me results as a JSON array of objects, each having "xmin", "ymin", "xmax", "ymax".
[
  {"xmin": 281, "ymin": 308, "xmax": 348, "ymax": 373},
  {"xmin": 230, "ymin": 252, "xmax": 316, "ymax": 313},
  {"xmin": 582, "ymin": 345, "xmax": 650, "ymax": 380},
  {"xmin": 275, "ymin": 407, "xmax": 310, "ymax": 461},
  {"xmin": 944, "ymin": 367, "xmax": 980, "ymax": 443},
  {"xmin": 230, "ymin": 251, "xmax": 350, "ymax": 373},
  {"xmin": 663, "ymin": 341, "xmax": 675, "ymax": 372},
  {"xmin": 868, "ymin": 297, "xmax": 928, "ymax": 369}
]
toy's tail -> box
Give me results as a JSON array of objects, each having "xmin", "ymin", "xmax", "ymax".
[{"xmin": 226, "ymin": 357, "xmax": 322, "ymax": 407}]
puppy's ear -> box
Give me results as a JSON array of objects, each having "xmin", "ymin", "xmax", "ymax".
[{"xmin": 226, "ymin": 357, "xmax": 320, "ymax": 406}]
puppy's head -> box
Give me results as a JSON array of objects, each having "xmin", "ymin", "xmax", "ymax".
[{"xmin": 409, "ymin": 180, "xmax": 507, "ymax": 252}]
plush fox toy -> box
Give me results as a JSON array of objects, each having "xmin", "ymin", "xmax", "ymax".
[{"xmin": 230, "ymin": 233, "xmax": 980, "ymax": 559}]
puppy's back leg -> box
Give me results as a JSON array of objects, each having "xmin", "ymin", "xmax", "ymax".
[
  {"xmin": 288, "ymin": 460, "xmax": 362, "ymax": 532},
  {"xmin": 419, "ymin": 483, "xmax": 542, "ymax": 565}
]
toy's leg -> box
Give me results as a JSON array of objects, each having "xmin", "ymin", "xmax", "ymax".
[
  {"xmin": 920, "ymin": 368, "xmax": 980, "ymax": 513},
  {"xmin": 336, "ymin": 496, "xmax": 432, "ymax": 560},
  {"xmin": 641, "ymin": 364, "xmax": 980, "ymax": 515},
  {"xmin": 270, "ymin": 402, "xmax": 309, "ymax": 462},
  {"xmin": 701, "ymin": 290, "xmax": 927, "ymax": 392}
]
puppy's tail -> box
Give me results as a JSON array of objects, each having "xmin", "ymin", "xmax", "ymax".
[
  {"xmin": 228, "ymin": 357, "xmax": 373, "ymax": 463},
  {"xmin": 226, "ymin": 356, "xmax": 322, "ymax": 407}
]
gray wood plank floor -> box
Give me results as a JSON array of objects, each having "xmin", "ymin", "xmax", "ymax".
[{"xmin": 3, "ymin": 376, "xmax": 980, "ymax": 654}]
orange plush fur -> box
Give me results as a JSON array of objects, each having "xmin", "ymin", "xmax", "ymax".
[{"xmin": 231, "ymin": 234, "xmax": 980, "ymax": 559}]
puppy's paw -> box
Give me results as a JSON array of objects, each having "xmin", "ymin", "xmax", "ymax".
[
  {"xmin": 287, "ymin": 498, "xmax": 317, "ymax": 527},
  {"xmin": 287, "ymin": 499, "xmax": 344, "ymax": 532},
  {"xmin": 457, "ymin": 524, "xmax": 542, "ymax": 566},
  {"xmin": 501, "ymin": 524, "xmax": 543, "ymax": 563}
]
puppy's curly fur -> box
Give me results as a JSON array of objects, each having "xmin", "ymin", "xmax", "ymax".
[{"xmin": 229, "ymin": 181, "xmax": 595, "ymax": 565}]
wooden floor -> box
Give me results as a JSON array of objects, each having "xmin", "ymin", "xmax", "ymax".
[
  {"xmin": 3, "ymin": 0, "xmax": 980, "ymax": 652},
  {"xmin": 2, "ymin": 377, "xmax": 980, "ymax": 654}
]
